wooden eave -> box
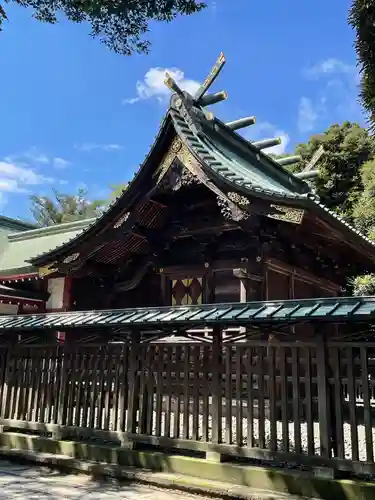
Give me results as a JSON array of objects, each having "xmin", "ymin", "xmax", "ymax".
[
  {"xmin": 29, "ymin": 86, "xmax": 375, "ymax": 270},
  {"xmin": 29, "ymin": 114, "xmax": 176, "ymax": 267}
]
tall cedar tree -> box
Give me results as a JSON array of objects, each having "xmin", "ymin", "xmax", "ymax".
[
  {"xmin": 349, "ymin": 0, "xmax": 375, "ymax": 128},
  {"xmin": 0, "ymin": 1, "xmax": 206, "ymax": 55}
]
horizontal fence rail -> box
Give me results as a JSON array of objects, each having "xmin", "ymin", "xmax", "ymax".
[{"xmin": 0, "ymin": 336, "xmax": 375, "ymax": 475}]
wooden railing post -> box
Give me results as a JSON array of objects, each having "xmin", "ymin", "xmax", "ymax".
[
  {"xmin": 0, "ymin": 341, "xmax": 13, "ymax": 421},
  {"xmin": 57, "ymin": 332, "xmax": 75, "ymax": 431},
  {"xmin": 207, "ymin": 326, "xmax": 222, "ymax": 461},
  {"xmin": 315, "ymin": 332, "xmax": 331, "ymax": 459},
  {"xmin": 126, "ymin": 333, "xmax": 140, "ymax": 434}
]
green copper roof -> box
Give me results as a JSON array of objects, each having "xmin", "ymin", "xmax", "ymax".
[
  {"xmin": 171, "ymin": 110, "xmax": 311, "ymax": 202},
  {"xmin": 0, "ymin": 218, "xmax": 95, "ymax": 276},
  {"xmin": 0, "ymin": 297, "xmax": 373, "ymax": 332},
  {"xmin": 29, "ymin": 103, "xmax": 375, "ymax": 267},
  {"xmin": 24, "ymin": 54, "xmax": 375, "ymax": 266},
  {"xmin": 0, "ymin": 216, "xmax": 36, "ymax": 234}
]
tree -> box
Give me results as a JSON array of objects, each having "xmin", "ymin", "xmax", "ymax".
[
  {"xmin": 294, "ymin": 122, "xmax": 375, "ymax": 222},
  {"xmin": 349, "ymin": 0, "xmax": 375, "ymax": 128},
  {"xmin": 109, "ymin": 183, "xmax": 128, "ymax": 201},
  {"xmin": 352, "ymin": 157, "xmax": 375, "ymax": 236},
  {"xmin": 0, "ymin": 0, "xmax": 205, "ymax": 55},
  {"xmin": 289, "ymin": 121, "xmax": 375, "ymax": 295},
  {"xmin": 30, "ymin": 188, "xmax": 105, "ymax": 226}
]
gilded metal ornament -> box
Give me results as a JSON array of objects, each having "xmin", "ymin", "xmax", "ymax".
[
  {"xmin": 227, "ymin": 191, "xmax": 251, "ymax": 206},
  {"xmin": 155, "ymin": 137, "xmax": 197, "ymax": 186},
  {"xmin": 155, "ymin": 137, "xmax": 183, "ymax": 184},
  {"xmin": 268, "ymin": 204, "xmax": 304, "ymax": 224},
  {"xmin": 63, "ymin": 252, "xmax": 80, "ymax": 264},
  {"xmin": 113, "ymin": 212, "xmax": 130, "ymax": 229},
  {"xmin": 171, "ymin": 137, "xmax": 183, "ymax": 153}
]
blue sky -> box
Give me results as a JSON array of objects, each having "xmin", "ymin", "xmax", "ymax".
[{"xmin": 0, "ymin": 0, "xmax": 362, "ymax": 222}]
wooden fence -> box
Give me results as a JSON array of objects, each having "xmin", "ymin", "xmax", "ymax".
[{"xmin": 0, "ymin": 334, "xmax": 375, "ymax": 475}]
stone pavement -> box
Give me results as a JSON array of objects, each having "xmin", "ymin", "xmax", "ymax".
[{"xmin": 0, "ymin": 460, "xmax": 218, "ymax": 499}]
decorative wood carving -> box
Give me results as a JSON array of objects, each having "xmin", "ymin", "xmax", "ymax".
[
  {"xmin": 155, "ymin": 139, "xmax": 198, "ymax": 191},
  {"xmin": 159, "ymin": 159, "xmax": 198, "ymax": 191},
  {"xmin": 113, "ymin": 212, "xmax": 130, "ymax": 228},
  {"xmin": 63, "ymin": 252, "xmax": 80, "ymax": 264},
  {"xmin": 216, "ymin": 195, "xmax": 249, "ymax": 221},
  {"xmin": 38, "ymin": 262, "xmax": 58, "ymax": 277},
  {"xmin": 227, "ymin": 191, "xmax": 251, "ymax": 207},
  {"xmin": 155, "ymin": 137, "xmax": 183, "ymax": 184},
  {"xmin": 267, "ymin": 204, "xmax": 304, "ymax": 224},
  {"xmin": 156, "ymin": 136, "xmax": 253, "ymax": 223}
]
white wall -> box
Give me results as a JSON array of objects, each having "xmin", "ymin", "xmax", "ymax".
[{"xmin": 46, "ymin": 277, "xmax": 65, "ymax": 310}]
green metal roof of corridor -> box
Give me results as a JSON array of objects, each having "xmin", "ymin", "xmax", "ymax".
[{"xmin": 0, "ymin": 296, "xmax": 374, "ymax": 333}]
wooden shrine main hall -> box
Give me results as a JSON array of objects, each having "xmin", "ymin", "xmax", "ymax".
[{"xmin": 0, "ymin": 54, "xmax": 375, "ymax": 491}]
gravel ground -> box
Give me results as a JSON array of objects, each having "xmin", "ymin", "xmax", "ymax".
[
  {"xmin": 0, "ymin": 460, "xmax": 220, "ymax": 500},
  {"xmin": 71, "ymin": 404, "xmax": 374, "ymax": 462}
]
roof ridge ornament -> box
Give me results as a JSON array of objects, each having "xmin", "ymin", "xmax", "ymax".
[
  {"xmin": 194, "ymin": 52, "xmax": 226, "ymax": 102},
  {"xmin": 252, "ymin": 138, "xmax": 282, "ymax": 150},
  {"xmin": 164, "ymin": 52, "xmax": 228, "ymax": 109},
  {"xmin": 276, "ymin": 155, "xmax": 302, "ymax": 167},
  {"xmin": 226, "ymin": 116, "xmax": 256, "ymax": 131}
]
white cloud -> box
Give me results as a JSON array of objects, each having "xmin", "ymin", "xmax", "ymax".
[
  {"xmin": 122, "ymin": 67, "xmax": 200, "ymax": 104},
  {"xmin": 6, "ymin": 147, "xmax": 72, "ymax": 169},
  {"xmin": 298, "ymin": 97, "xmax": 319, "ymax": 133},
  {"xmin": 5, "ymin": 147, "xmax": 49, "ymax": 166},
  {"xmin": 300, "ymin": 58, "xmax": 363, "ymax": 132},
  {"xmin": 52, "ymin": 157, "xmax": 70, "ymax": 169},
  {"xmin": 75, "ymin": 143, "xmax": 123, "ymax": 152},
  {"xmin": 0, "ymin": 160, "xmax": 54, "ymax": 194},
  {"xmin": 29, "ymin": 152, "xmax": 49, "ymax": 164},
  {"xmin": 304, "ymin": 59, "xmax": 358, "ymax": 80},
  {"xmin": 243, "ymin": 121, "xmax": 290, "ymax": 156}
]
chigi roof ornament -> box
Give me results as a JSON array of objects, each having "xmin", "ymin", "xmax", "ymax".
[
  {"xmin": 226, "ymin": 116, "xmax": 256, "ymax": 131},
  {"xmin": 163, "ymin": 52, "xmax": 306, "ymax": 167}
]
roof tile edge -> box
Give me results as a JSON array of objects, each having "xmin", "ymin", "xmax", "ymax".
[{"xmin": 8, "ymin": 217, "xmax": 97, "ymax": 242}]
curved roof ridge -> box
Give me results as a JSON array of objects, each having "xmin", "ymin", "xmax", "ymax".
[
  {"xmin": 9, "ymin": 217, "xmax": 96, "ymax": 242},
  {"xmin": 0, "ymin": 215, "xmax": 37, "ymax": 231},
  {"xmin": 309, "ymin": 196, "xmax": 375, "ymax": 250},
  {"xmin": 29, "ymin": 113, "xmax": 173, "ymax": 265}
]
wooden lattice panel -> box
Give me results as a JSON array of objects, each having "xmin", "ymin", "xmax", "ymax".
[{"xmin": 171, "ymin": 277, "xmax": 203, "ymax": 305}]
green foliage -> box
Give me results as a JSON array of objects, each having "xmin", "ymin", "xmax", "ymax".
[
  {"xmin": 349, "ymin": 0, "xmax": 375, "ymax": 128},
  {"xmin": 292, "ymin": 121, "xmax": 375, "ymax": 295},
  {"xmin": 30, "ymin": 188, "xmax": 105, "ymax": 226},
  {"xmin": 30, "ymin": 183, "xmax": 129, "ymax": 226},
  {"xmin": 353, "ymin": 157, "xmax": 375, "ymax": 233},
  {"xmin": 0, "ymin": 0, "xmax": 206, "ymax": 55},
  {"xmin": 295, "ymin": 122, "xmax": 375, "ymax": 222},
  {"xmin": 351, "ymin": 274, "xmax": 375, "ymax": 296},
  {"xmin": 109, "ymin": 183, "xmax": 128, "ymax": 201}
]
